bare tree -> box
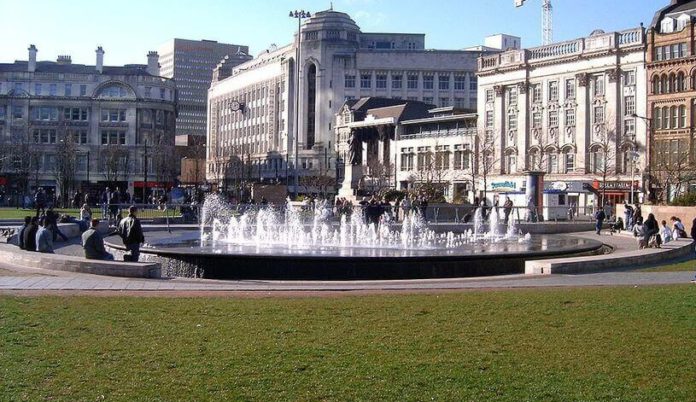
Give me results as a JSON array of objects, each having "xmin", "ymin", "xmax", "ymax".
[
  {"xmin": 101, "ymin": 146, "xmax": 131, "ymax": 187},
  {"xmin": 53, "ymin": 134, "xmax": 78, "ymax": 207},
  {"xmin": 590, "ymin": 126, "xmax": 618, "ymax": 206},
  {"xmin": 650, "ymin": 140, "xmax": 696, "ymax": 203},
  {"xmin": 462, "ymin": 129, "xmax": 499, "ymax": 203},
  {"xmin": 362, "ymin": 159, "xmax": 395, "ymax": 197}
]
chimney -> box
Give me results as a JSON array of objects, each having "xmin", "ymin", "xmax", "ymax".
[
  {"xmin": 28, "ymin": 44, "xmax": 37, "ymax": 72},
  {"xmin": 96, "ymin": 46, "xmax": 105, "ymax": 73},
  {"xmin": 56, "ymin": 55, "xmax": 72, "ymax": 65},
  {"xmin": 146, "ymin": 51, "xmax": 159, "ymax": 75}
]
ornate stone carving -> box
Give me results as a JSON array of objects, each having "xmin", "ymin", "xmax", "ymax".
[
  {"xmin": 494, "ymin": 85, "xmax": 505, "ymax": 96},
  {"xmin": 606, "ymin": 68, "xmax": 620, "ymax": 83},
  {"xmin": 517, "ymin": 82, "xmax": 529, "ymax": 94},
  {"xmin": 576, "ymin": 73, "xmax": 590, "ymax": 87}
]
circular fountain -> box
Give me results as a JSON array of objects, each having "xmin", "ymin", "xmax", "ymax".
[{"xmin": 113, "ymin": 194, "xmax": 604, "ymax": 280}]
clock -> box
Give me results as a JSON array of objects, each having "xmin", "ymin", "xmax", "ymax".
[{"xmin": 230, "ymin": 100, "xmax": 241, "ymax": 111}]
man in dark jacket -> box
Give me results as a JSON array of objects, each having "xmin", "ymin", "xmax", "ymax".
[
  {"xmin": 17, "ymin": 216, "xmax": 31, "ymax": 250},
  {"xmin": 23, "ymin": 217, "xmax": 39, "ymax": 252},
  {"xmin": 82, "ymin": 219, "xmax": 114, "ymax": 260},
  {"xmin": 594, "ymin": 207, "xmax": 606, "ymax": 235},
  {"xmin": 117, "ymin": 206, "xmax": 145, "ymax": 262}
]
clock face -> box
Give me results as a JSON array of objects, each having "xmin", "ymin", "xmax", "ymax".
[{"xmin": 230, "ymin": 100, "xmax": 241, "ymax": 111}]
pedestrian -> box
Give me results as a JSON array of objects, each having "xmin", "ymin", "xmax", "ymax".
[
  {"xmin": 36, "ymin": 218, "xmax": 54, "ymax": 253},
  {"xmin": 17, "ymin": 216, "xmax": 31, "ymax": 250},
  {"xmin": 691, "ymin": 216, "xmax": 696, "ymax": 240},
  {"xmin": 45, "ymin": 208, "xmax": 68, "ymax": 242},
  {"xmin": 118, "ymin": 206, "xmax": 145, "ymax": 262},
  {"xmin": 503, "ymin": 197, "xmax": 513, "ymax": 225},
  {"xmin": 643, "ymin": 213, "xmax": 659, "ymax": 247},
  {"xmin": 108, "ymin": 187, "xmax": 120, "ymax": 224},
  {"xmin": 660, "ymin": 220, "xmax": 673, "ymax": 244},
  {"xmin": 594, "ymin": 207, "xmax": 606, "ymax": 235},
  {"xmin": 33, "ymin": 187, "xmax": 47, "ymax": 217},
  {"xmin": 23, "ymin": 217, "xmax": 39, "ymax": 252},
  {"xmin": 82, "ymin": 219, "xmax": 114, "ymax": 260},
  {"xmin": 671, "ymin": 216, "xmax": 687, "ymax": 238},
  {"xmin": 623, "ymin": 201, "xmax": 634, "ymax": 230}
]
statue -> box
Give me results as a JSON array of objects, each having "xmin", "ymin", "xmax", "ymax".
[{"xmin": 348, "ymin": 132, "xmax": 362, "ymax": 165}]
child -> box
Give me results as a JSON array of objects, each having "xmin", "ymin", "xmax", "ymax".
[{"xmin": 660, "ymin": 220, "xmax": 673, "ymax": 244}]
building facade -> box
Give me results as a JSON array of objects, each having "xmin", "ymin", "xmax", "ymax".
[
  {"xmin": 158, "ymin": 39, "xmax": 251, "ymax": 139},
  {"xmin": 477, "ymin": 27, "xmax": 648, "ymax": 210},
  {"xmin": 0, "ymin": 45, "xmax": 177, "ymax": 204},
  {"xmin": 646, "ymin": 0, "xmax": 696, "ymax": 202},
  {"xmin": 207, "ymin": 10, "xmax": 509, "ymax": 194}
]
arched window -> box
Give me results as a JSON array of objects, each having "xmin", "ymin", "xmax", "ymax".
[
  {"xmin": 670, "ymin": 73, "xmax": 677, "ymax": 93},
  {"xmin": 652, "ymin": 76, "xmax": 660, "ymax": 94},
  {"xmin": 305, "ymin": 63, "xmax": 317, "ymax": 149},
  {"xmin": 677, "ymin": 72, "xmax": 685, "ymax": 92},
  {"xmin": 662, "ymin": 106, "xmax": 670, "ymax": 129},
  {"xmin": 671, "ymin": 106, "xmax": 678, "ymax": 128},
  {"xmin": 545, "ymin": 148, "xmax": 558, "ymax": 174},
  {"xmin": 96, "ymin": 83, "xmax": 133, "ymax": 98},
  {"xmin": 528, "ymin": 148, "xmax": 540, "ymax": 170},
  {"xmin": 679, "ymin": 105, "xmax": 687, "ymax": 128},
  {"xmin": 654, "ymin": 107, "xmax": 662, "ymax": 130},
  {"xmin": 590, "ymin": 145, "xmax": 605, "ymax": 173},
  {"xmin": 562, "ymin": 148, "xmax": 575, "ymax": 173},
  {"xmin": 662, "ymin": 75, "xmax": 670, "ymax": 93}
]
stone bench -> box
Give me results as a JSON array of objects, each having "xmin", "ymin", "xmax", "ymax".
[
  {"xmin": 4, "ymin": 221, "xmax": 111, "ymax": 245},
  {"xmin": 0, "ymin": 245, "xmax": 161, "ymax": 278},
  {"xmin": 525, "ymin": 238, "xmax": 693, "ymax": 275}
]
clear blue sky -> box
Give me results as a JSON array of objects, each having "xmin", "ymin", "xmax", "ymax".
[{"xmin": 1, "ymin": 0, "xmax": 668, "ymax": 66}]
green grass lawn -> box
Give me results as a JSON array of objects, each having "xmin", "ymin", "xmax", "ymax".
[
  {"xmin": 1, "ymin": 286, "xmax": 694, "ymax": 401},
  {"xmin": 0, "ymin": 207, "xmax": 177, "ymax": 220},
  {"xmin": 640, "ymin": 258, "xmax": 696, "ymax": 272}
]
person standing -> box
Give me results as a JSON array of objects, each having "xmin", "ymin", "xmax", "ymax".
[
  {"xmin": 17, "ymin": 216, "xmax": 31, "ymax": 250},
  {"xmin": 82, "ymin": 219, "xmax": 114, "ymax": 260},
  {"xmin": 36, "ymin": 218, "xmax": 54, "ymax": 253},
  {"xmin": 623, "ymin": 201, "xmax": 634, "ymax": 231},
  {"xmin": 23, "ymin": 217, "xmax": 39, "ymax": 252},
  {"xmin": 45, "ymin": 208, "xmax": 68, "ymax": 242},
  {"xmin": 594, "ymin": 207, "xmax": 606, "ymax": 235},
  {"xmin": 118, "ymin": 206, "xmax": 145, "ymax": 262},
  {"xmin": 33, "ymin": 187, "xmax": 47, "ymax": 217},
  {"xmin": 503, "ymin": 197, "xmax": 513, "ymax": 225}
]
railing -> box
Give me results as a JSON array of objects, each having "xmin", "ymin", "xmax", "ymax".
[
  {"xmin": 528, "ymin": 40, "xmax": 582, "ymax": 61},
  {"xmin": 618, "ymin": 28, "xmax": 643, "ymax": 47}
]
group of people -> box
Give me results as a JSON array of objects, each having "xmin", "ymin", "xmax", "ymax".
[{"xmin": 15, "ymin": 206, "xmax": 146, "ymax": 262}]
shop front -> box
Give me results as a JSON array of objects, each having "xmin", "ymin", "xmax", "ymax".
[{"xmin": 592, "ymin": 180, "xmax": 641, "ymax": 207}]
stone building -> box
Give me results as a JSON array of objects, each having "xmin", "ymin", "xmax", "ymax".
[
  {"xmin": 477, "ymin": 26, "xmax": 648, "ymax": 211},
  {"xmin": 646, "ymin": 0, "xmax": 696, "ymax": 202},
  {"xmin": 0, "ymin": 45, "xmax": 177, "ymax": 204},
  {"xmin": 334, "ymin": 97, "xmax": 477, "ymax": 202},
  {"xmin": 206, "ymin": 9, "xmax": 509, "ymax": 194},
  {"xmin": 158, "ymin": 38, "xmax": 251, "ymax": 140}
]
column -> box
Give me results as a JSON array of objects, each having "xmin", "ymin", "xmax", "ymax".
[
  {"xmin": 575, "ymin": 73, "xmax": 590, "ymax": 172},
  {"xmin": 493, "ymin": 84, "xmax": 506, "ymax": 175},
  {"xmin": 517, "ymin": 82, "xmax": 529, "ymax": 172}
]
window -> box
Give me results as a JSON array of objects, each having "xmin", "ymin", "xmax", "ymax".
[
  {"xmin": 13, "ymin": 106, "xmax": 23, "ymax": 118},
  {"xmin": 360, "ymin": 73, "xmax": 371, "ymax": 89},
  {"xmin": 65, "ymin": 83, "xmax": 72, "ymax": 96},
  {"xmin": 14, "ymin": 82, "xmax": 24, "ymax": 93},
  {"xmin": 547, "ymin": 153, "xmax": 558, "ymax": 174},
  {"xmin": 454, "ymin": 97, "xmax": 466, "ymax": 109},
  {"xmin": 33, "ymin": 106, "xmax": 59, "ymax": 121},
  {"xmin": 654, "ymin": 107, "xmax": 662, "ymax": 130},
  {"xmin": 662, "ymin": 106, "xmax": 669, "ymax": 129},
  {"xmin": 671, "ymin": 106, "xmax": 678, "ymax": 128},
  {"xmin": 391, "ymin": 74, "xmax": 402, "ymax": 89},
  {"xmin": 486, "ymin": 89, "xmax": 494, "ymax": 103},
  {"xmin": 49, "ymin": 83, "xmax": 57, "ymax": 96},
  {"xmin": 533, "ymin": 111, "xmax": 542, "ymax": 128},
  {"xmin": 565, "ymin": 79, "xmax": 575, "ymax": 98},
  {"xmin": 549, "ymin": 111, "xmax": 559, "ymax": 127},
  {"xmin": 507, "ymin": 87, "xmax": 518, "ymax": 106},
  {"xmin": 423, "ymin": 97, "xmax": 433, "ymax": 104},
  {"xmin": 469, "ymin": 76, "xmax": 477, "ymax": 91},
  {"xmin": 454, "ymin": 76, "xmax": 466, "ymax": 90},
  {"xmin": 439, "ymin": 97, "xmax": 450, "ymax": 107},
  {"xmin": 33, "ymin": 129, "xmax": 57, "ymax": 144},
  {"xmin": 624, "ymin": 70, "xmax": 636, "ymax": 86},
  {"xmin": 34, "ymin": 83, "xmax": 42, "ymax": 95},
  {"xmin": 548, "ymin": 81, "xmax": 559, "ymax": 101},
  {"xmin": 407, "ymin": 74, "xmax": 418, "ymax": 89},
  {"xmin": 680, "ymin": 43, "xmax": 688, "ymax": 58},
  {"xmin": 591, "ymin": 147, "xmax": 605, "ymax": 173},
  {"xmin": 160, "ymin": 88, "xmax": 165, "ymax": 99},
  {"xmin": 417, "ymin": 147, "xmax": 432, "ymax": 171},
  {"xmin": 564, "ymin": 151, "xmax": 575, "ymax": 173},
  {"xmin": 98, "ymin": 85, "xmax": 129, "ymax": 98},
  {"xmin": 375, "ymin": 74, "xmax": 387, "ymax": 89},
  {"xmin": 486, "ymin": 110, "xmax": 494, "ymax": 128},
  {"xmin": 508, "ymin": 113, "xmax": 517, "ymax": 131},
  {"xmin": 80, "ymin": 85, "xmax": 87, "ymax": 96},
  {"xmin": 454, "ymin": 144, "xmax": 471, "ymax": 170},
  {"xmin": 400, "ymin": 147, "xmax": 414, "ymax": 171},
  {"xmin": 423, "ymin": 76, "xmax": 434, "ymax": 90},
  {"xmin": 565, "ymin": 109, "xmax": 576, "ymax": 127},
  {"xmin": 679, "ymin": 105, "xmax": 687, "ymax": 128},
  {"xmin": 64, "ymin": 107, "xmax": 88, "ymax": 121},
  {"xmin": 625, "ymin": 96, "xmax": 635, "ymax": 116},
  {"xmin": 593, "ymin": 106, "xmax": 604, "ymax": 124},
  {"xmin": 506, "ymin": 154, "xmax": 517, "ymax": 174},
  {"xmin": 438, "ymin": 74, "xmax": 450, "ymax": 90},
  {"xmin": 624, "ymin": 119, "xmax": 635, "ymax": 136},
  {"xmin": 532, "ymin": 84, "xmax": 542, "ymax": 103},
  {"xmin": 593, "ymin": 75, "xmax": 604, "ymax": 97},
  {"xmin": 101, "ymin": 130, "xmax": 126, "ymax": 145},
  {"xmin": 344, "ymin": 75, "xmax": 356, "ymax": 88},
  {"xmin": 101, "ymin": 109, "xmax": 127, "ymax": 122},
  {"xmin": 435, "ymin": 145, "xmax": 450, "ymax": 170},
  {"xmin": 69, "ymin": 129, "xmax": 89, "ymax": 144}
]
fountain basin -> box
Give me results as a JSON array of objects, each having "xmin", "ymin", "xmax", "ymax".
[{"xmin": 105, "ymin": 231, "xmax": 604, "ymax": 280}]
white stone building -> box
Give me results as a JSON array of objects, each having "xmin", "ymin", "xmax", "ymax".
[
  {"xmin": 207, "ymin": 9, "xmax": 509, "ymax": 194},
  {"xmin": 477, "ymin": 27, "xmax": 648, "ymax": 213}
]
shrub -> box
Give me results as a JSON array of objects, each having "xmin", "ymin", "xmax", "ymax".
[{"xmin": 669, "ymin": 192, "xmax": 696, "ymax": 206}]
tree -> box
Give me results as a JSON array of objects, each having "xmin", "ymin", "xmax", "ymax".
[
  {"xmin": 361, "ymin": 158, "xmax": 395, "ymax": 198},
  {"xmin": 101, "ymin": 146, "xmax": 131, "ymax": 187},
  {"xmin": 650, "ymin": 139, "xmax": 696, "ymax": 203},
  {"xmin": 589, "ymin": 126, "xmax": 618, "ymax": 206},
  {"xmin": 53, "ymin": 134, "xmax": 78, "ymax": 207},
  {"xmin": 462, "ymin": 130, "xmax": 499, "ymax": 204}
]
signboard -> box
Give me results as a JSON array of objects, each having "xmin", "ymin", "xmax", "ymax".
[
  {"xmin": 592, "ymin": 180, "xmax": 639, "ymax": 191},
  {"xmin": 485, "ymin": 179, "xmax": 524, "ymax": 192}
]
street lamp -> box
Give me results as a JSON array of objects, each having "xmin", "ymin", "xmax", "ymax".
[
  {"xmin": 632, "ymin": 113, "xmax": 652, "ymax": 203},
  {"xmin": 289, "ymin": 9, "xmax": 311, "ymax": 199}
]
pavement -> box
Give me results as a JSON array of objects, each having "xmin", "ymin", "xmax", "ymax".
[{"xmin": 0, "ymin": 228, "xmax": 694, "ymax": 295}]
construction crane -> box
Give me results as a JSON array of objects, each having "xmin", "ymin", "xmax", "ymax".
[{"xmin": 515, "ymin": 0, "xmax": 553, "ymax": 45}]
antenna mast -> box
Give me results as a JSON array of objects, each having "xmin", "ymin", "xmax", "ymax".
[{"xmin": 515, "ymin": 0, "xmax": 553, "ymax": 45}]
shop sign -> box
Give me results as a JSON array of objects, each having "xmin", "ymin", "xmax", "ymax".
[
  {"xmin": 593, "ymin": 180, "xmax": 639, "ymax": 191},
  {"xmin": 488, "ymin": 180, "xmax": 520, "ymax": 192}
]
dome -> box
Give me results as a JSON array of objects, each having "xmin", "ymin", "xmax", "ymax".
[
  {"xmin": 301, "ymin": 10, "xmax": 361, "ymax": 33},
  {"xmin": 589, "ymin": 29, "xmax": 606, "ymax": 36}
]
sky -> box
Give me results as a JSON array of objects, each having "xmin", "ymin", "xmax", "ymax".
[{"xmin": 0, "ymin": 0, "xmax": 668, "ymax": 66}]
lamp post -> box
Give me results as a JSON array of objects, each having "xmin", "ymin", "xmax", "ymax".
[
  {"xmin": 632, "ymin": 113, "xmax": 652, "ymax": 203},
  {"xmin": 289, "ymin": 9, "xmax": 311, "ymax": 199}
]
